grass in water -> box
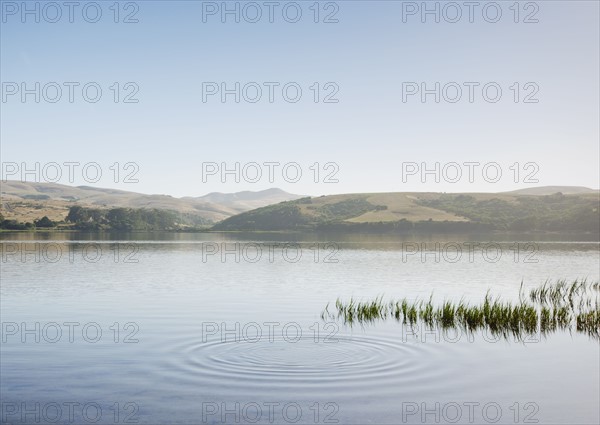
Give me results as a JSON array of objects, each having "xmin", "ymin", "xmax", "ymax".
[{"xmin": 321, "ymin": 280, "xmax": 600, "ymax": 340}]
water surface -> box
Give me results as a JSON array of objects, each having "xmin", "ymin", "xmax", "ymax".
[{"xmin": 1, "ymin": 233, "xmax": 599, "ymax": 424}]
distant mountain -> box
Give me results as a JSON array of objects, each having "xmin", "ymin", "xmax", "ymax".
[
  {"xmin": 504, "ymin": 186, "xmax": 599, "ymax": 196},
  {"xmin": 0, "ymin": 181, "xmax": 302, "ymax": 224},
  {"xmin": 186, "ymin": 188, "xmax": 304, "ymax": 211}
]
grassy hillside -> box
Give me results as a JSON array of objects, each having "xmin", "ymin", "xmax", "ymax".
[
  {"xmin": 212, "ymin": 191, "xmax": 600, "ymax": 234},
  {"xmin": 0, "ymin": 181, "xmax": 302, "ymax": 226}
]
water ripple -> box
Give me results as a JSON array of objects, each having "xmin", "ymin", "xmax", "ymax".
[{"xmin": 152, "ymin": 331, "xmax": 463, "ymax": 395}]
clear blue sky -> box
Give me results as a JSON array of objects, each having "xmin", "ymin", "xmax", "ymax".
[{"xmin": 1, "ymin": 0, "xmax": 598, "ymax": 197}]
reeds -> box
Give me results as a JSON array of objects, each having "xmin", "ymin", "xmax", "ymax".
[{"xmin": 322, "ymin": 280, "xmax": 600, "ymax": 340}]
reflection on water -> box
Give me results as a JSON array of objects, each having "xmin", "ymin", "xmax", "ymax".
[
  {"xmin": 1, "ymin": 233, "xmax": 599, "ymax": 424},
  {"xmin": 3, "ymin": 230, "xmax": 600, "ymax": 243}
]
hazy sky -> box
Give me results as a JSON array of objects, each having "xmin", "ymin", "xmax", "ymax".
[{"xmin": 1, "ymin": 0, "xmax": 599, "ymax": 197}]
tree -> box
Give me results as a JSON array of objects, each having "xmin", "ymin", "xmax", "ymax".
[
  {"xmin": 34, "ymin": 216, "xmax": 56, "ymax": 228},
  {"xmin": 66, "ymin": 206, "xmax": 89, "ymax": 223}
]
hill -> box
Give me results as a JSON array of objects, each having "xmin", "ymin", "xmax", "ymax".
[
  {"xmin": 503, "ymin": 186, "xmax": 599, "ymax": 196},
  {"xmin": 212, "ymin": 190, "xmax": 600, "ymax": 234},
  {"xmin": 0, "ymin": 181, "xmax": 302, "ymax": 225}
]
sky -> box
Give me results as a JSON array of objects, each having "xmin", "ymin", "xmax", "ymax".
[{"xmin": 1, "ymin": 0, "xmax": 599, "ymax": 197}]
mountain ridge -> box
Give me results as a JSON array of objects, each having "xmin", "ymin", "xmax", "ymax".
[{"xmin": 502, "ymin": 186, "xmax": 598, "ymax": 195}]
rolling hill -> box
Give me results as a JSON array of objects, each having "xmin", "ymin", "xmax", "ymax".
[
  {"xmin": 3, "ymin": 182, "xmax": 598, "ymax": 234},
  {"xmin": 0, "ymin": 181, "xmax": 303, "ymax": 224},
  {"xmin": 213, "ymin": 189, "xmax": 600, "ymax": 234}
]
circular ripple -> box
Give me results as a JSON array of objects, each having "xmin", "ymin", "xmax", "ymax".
[
  {"xmin": 191, "ymin": 335, "xmax": 412, "ymax": 378},
  {"xmin": 154, "ymin": 331, "xmax": 461, "ymax": 391}
]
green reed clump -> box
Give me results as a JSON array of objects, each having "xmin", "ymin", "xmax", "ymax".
[
  {"xmin": 322, "ymin": 280, "xmax": 600, "ymax": 340},
  {"xmin": 576, "ymin": 308, "xmax": 600, "ymax": 338},
  {"xmin": 437, "ymin": 300, "xmax": 456, "ymax": 328},
  {"xmin": 527, "ymin": 279, "xmax": 593, "ymax": 310}
]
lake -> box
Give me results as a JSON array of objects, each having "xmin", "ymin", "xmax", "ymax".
[{"xmin": 1, "ymin": 232, "xmax": 599, "ymax": 424}]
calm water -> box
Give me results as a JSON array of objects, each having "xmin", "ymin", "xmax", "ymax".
[{"xmin": 1, "ymin": 233, "xmax": 599, "ymax": 424}]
